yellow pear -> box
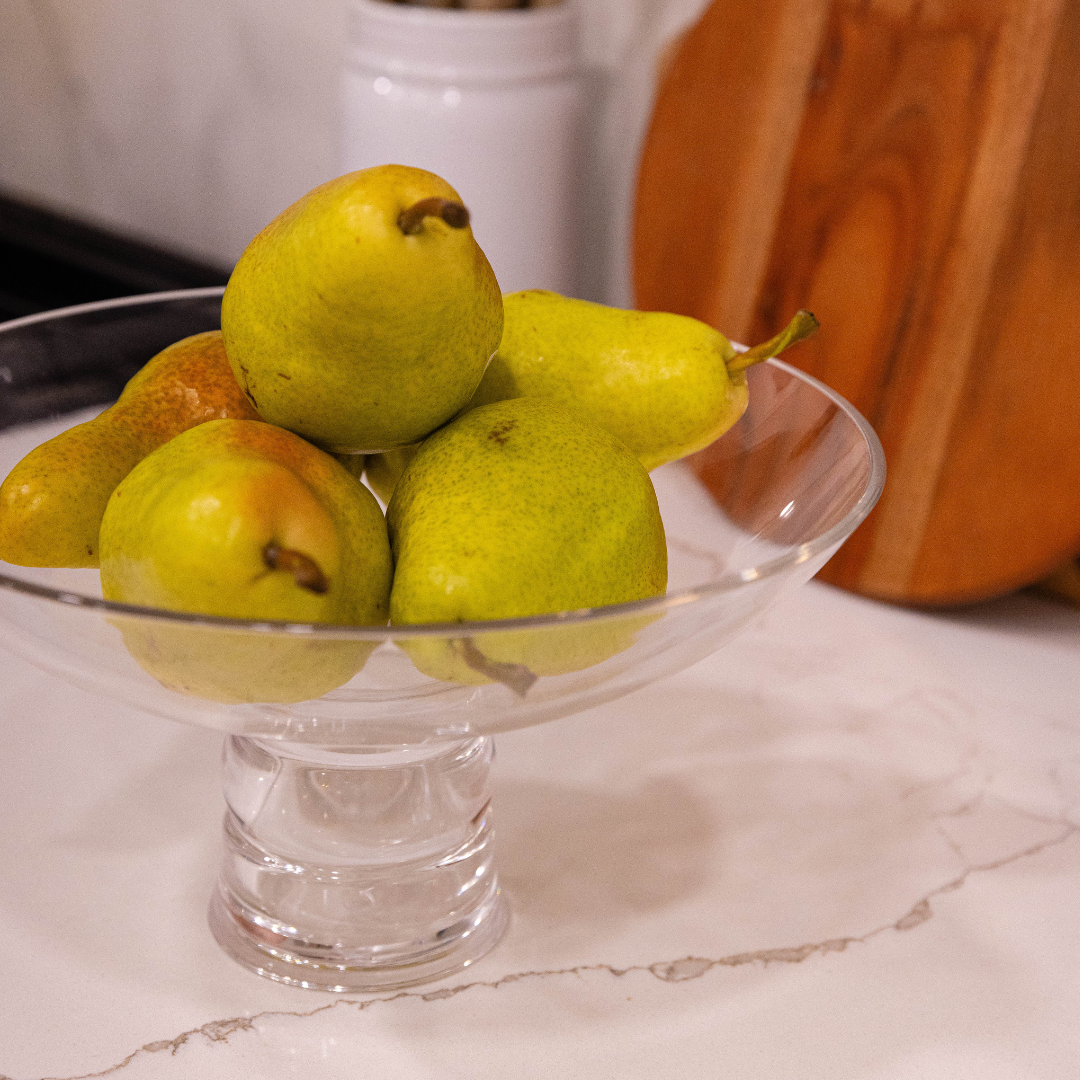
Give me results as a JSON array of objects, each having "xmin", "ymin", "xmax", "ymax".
[
  {"xmin": 221, "ymin": 165, "xmax": 503, "ymax": 454},
  {"xmin": 99, "ymin": 419, "xmax": 392, "ymax": 703},
  {"xmin": 471, "ymin": 291, "xmax": 818, "ymax": 470}
]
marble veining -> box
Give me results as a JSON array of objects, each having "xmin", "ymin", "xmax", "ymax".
[{"xmin": 6, "ymin": 823, "xmax": 1076, "ymax": 1080}]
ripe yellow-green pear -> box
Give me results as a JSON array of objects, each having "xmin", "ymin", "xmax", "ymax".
[
  {"xmin": 363, "ymin": 444, "xmax": 420, "ymax": 505},
  {"xmin": 329, "ymin": 448, "xmax": 419, "ymax": 508},
  {"xmin": 221, "ymin": 165, "xmax": 504, "ymax": 455},
  {"xmin": 387, "ymin": 399, "xmax": 667, "ymax": 689},
  {"xmin": 99, "ymin": 419, "xmax": 392, "ymax": 703},
  {"xmin": 470, "ymin": 291, "xmax": 818, "ymax": 471},
  {"xmin": 0, "ymin": 331, "xmax": 260, "ymax": 568}
]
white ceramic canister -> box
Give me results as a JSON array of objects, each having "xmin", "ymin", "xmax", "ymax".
[{"xmin": 342, "ymin": 0, "xmax": 585, "ymax": 296}]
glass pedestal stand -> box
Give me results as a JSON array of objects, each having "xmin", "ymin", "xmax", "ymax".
[{"xmin": 207, "ymin": 735, "xmax": 508, "ymax": 991}]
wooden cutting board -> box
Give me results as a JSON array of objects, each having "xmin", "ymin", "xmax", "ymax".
[{"xmin": 634, "ymin": 0, "xmax": 1080, "ymax": 605}]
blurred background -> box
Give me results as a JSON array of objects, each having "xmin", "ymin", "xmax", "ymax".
[{"xmin": 0, "ymin": 0, "xmax": 708, "ymax": 312}]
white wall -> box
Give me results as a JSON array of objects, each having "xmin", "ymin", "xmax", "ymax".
[{"xmin": 0, "ymin": 0, "xmax": 709, "ymax": 305}]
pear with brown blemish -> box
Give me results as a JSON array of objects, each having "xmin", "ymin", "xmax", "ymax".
[
  {"xmin": 0, "ymin": 331, "xmax": 259, "ymax": 568},
  {"xmin": 387, "ymin": 399, "xmax": 667, "ymax": 689}
]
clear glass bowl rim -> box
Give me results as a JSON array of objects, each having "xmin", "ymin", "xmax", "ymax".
[{"xmin": 0, "ymin": 287, "xmax": 886, "ymax": 639}]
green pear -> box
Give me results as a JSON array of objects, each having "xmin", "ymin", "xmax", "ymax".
[
  {"xmin": 332, "ymin": 451, "xmax": 368, "ymax": 486},
  {"xmin": 387, "ymin": 399, "xmax": 667, "ymax": 689},
  {"xmin": 332, "ymin": 446, "xmax": 417, "ymax": 506},
  {"xmin": 471, "ymin": 291, "xmax": 818, "ymax": 471},
  {"xmin": 363, "ymin": 444, "xmax": 420, "ymax": 505},
  {"xmin": 99, "ymin": 418, "xmax": 392, "ymax": 703},
  {"xmin": 221, "ymin": 165, "xmax": 504, "ymax": 455},
  {"xmin": 0, "ymin": 331, "xmax": 261, "ymax": 568}
]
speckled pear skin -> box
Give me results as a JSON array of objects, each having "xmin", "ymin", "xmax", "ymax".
[
  {"xmin": 221, "ymin": 165, "xmax": 504, "ymax": 455},
  {"xmin": 470, "ymin": 290, "xmax": 747, "ymax": 472},
  {"xmin": 0, "ymin": 331, "xmax": 260, "ymax": 568},
  {"xmin": 99, "ymin": 419, "xmax": 392, "ymax": 704},
  {"xmin": 387, "ymin": 399, "xmax": 667, "ymax": 684}
]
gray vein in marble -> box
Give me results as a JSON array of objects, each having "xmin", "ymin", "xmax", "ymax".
[{"xmin": 9, "ymin": 823, "xmax": 1076, "ymax": 1080}]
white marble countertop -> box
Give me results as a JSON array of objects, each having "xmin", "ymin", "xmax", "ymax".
[{"xmin": 2, "ymin": 562, "xmax": 1079, "ymax": 1078}]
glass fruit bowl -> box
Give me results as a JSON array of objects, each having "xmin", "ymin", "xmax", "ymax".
[{"xmin": 0, "ymin": 289, "xmax": 885, "ymax": 992}]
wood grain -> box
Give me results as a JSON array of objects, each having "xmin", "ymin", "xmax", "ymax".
[
  {"xmin": 633, "ymin": 0, "xmax": 832, "ymax": 338},
  {"xmin": 634, "ymin": 0, "xmax": 1080, "ymax": 604}
]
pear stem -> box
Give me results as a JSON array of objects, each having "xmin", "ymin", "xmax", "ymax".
[
  {"xmin": 263, "ymin": 545, "xmax": 329, "ymax": 594},
  {"xmin": 398, "ymin": 198, "xmax": 470, "ymax": 236},
  {"xmin": 457, "ymin": 637, "xmax": 538, "ymax": 697},
  {"xmin": 726, "ymin": 309, "xmax": 820, "ymax": 374}
]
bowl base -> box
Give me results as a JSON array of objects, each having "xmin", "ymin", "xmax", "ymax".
[{"xmin": 208, "ymin": 879, "xmax": 509, "ymax": 992}]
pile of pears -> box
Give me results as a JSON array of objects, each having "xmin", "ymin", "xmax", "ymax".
[{"xmin": 0, "ymin": 165, "xmax": 817, "ymax": 704}]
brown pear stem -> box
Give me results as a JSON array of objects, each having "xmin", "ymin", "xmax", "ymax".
[
  {"xmin": 726, "ymin": 309, "xmax": 820, "ymax": 374},
  {"xmin": 397, "ymin": 197, "xmax": 470, "ymax": 236},
  {"xmin": 263, "ymin": 544, "xmax": 329, "ymax": 594},
  {"xmin": 456, "ymin": 637, "xmax": 538, "ymax": 697}
]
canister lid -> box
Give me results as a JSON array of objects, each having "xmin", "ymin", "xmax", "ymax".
[{"xmin": 347, "ymin": 0, "xmax": 579, "ymax": 85}]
